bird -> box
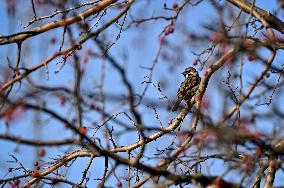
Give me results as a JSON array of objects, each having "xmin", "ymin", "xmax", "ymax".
[{"xmin": 172, "ymin": 67, "xmax": 201, "ymax": 111}]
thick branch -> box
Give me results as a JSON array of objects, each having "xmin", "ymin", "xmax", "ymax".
[{"xmin": 226, "ymin": 0, "xmax": 284, "ymax": 34}]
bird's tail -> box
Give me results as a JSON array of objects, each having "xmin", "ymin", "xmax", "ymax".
[{"xmin": 171, "ymin": 100, "xmax": 181, "ymax": 111}]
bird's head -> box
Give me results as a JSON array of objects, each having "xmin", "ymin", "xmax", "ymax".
[{"xmin": 182, "ymin": 67, "xmax": 199, "ymax": 78}]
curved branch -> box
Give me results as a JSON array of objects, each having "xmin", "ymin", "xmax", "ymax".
[
  {"xmin": 0, "ymin": 0, "xmax": 118, "ymax": 45},
  {"xmin": 0, "ymin": 1, "xmax": 133, "ymax": 92},
  {"xmin": 226, "ymin": 0, "xmax": 284, "ymax": 34},
  {"xmin": 0, "ymin": 134, "xmax": 79, "ymax": 146}
]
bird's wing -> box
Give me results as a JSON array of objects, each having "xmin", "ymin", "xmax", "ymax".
[{"xmin": 182, "ymin": 76, "xmax": 197, "ymax": 92}]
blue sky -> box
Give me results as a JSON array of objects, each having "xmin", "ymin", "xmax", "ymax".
[{"xmin": 0, "ymin": 0, "xmax": 284, "ymax": 187}]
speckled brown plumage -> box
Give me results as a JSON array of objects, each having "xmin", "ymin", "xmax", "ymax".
[{"xmin": 172, "ymin": 67, "xmax": 200, "ymax": 111}]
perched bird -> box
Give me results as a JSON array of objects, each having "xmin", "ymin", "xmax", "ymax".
[{"xmin": 172, "ymin": 67, "xmax": 201, "ymax": 111}]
